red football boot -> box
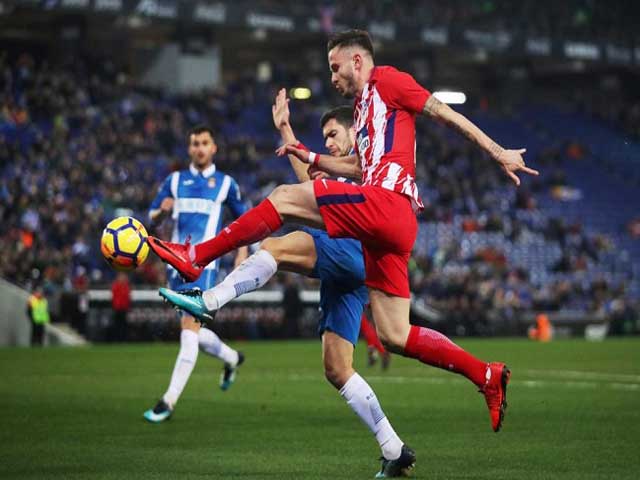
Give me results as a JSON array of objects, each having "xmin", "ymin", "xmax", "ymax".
[
  {"xmin": 147, "ymin": 236, "xmax": 203, "ymax": 282},
  {"xmin": 481, "ymin": 362, "xmax": 511, "ymax": 432}
]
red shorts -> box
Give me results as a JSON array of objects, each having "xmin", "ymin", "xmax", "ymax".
[{"xmin": 313, "ymin": 179, "xmax": 417, "ymax": 298}]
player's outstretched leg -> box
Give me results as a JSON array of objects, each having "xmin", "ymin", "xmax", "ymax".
[
  {"xmin": 148, "ymin": 198, "xmax": 283, "ymax": 280},
  {"xmin": 158, "ymin": 249, "xmax": 278, "ymax": 320},
  {"xmin": 144, "ymin": 327, "xmax": 199, "ymax": 423},
  {"xmin": 202, "ymin": 249, "xmax": 278, "ymax": 311},
  {"xmin": 147, "ymin": 237, "xmax": 204, "ymax": 282},
  {"xmin": 198, "ymin": 327, "xmax": 245, "ymax": 391},
  {"xmin": 404, "ymin": 325, "xmax": 510, "ymax": 432},
  {"xmin": 370, "ymin": 291, "xmax": 510, "ymax": 432},
  {"xmin": 148, "ymin": 182, "xmax": 323, "ymax": 281}
]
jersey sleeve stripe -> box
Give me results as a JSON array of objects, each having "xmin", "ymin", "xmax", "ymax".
[
  {"xmin": 170, "ymin": 172, "xmax": 180, "ymax": 198},
  {"xmin": 216, "ymin": 175, "xmax": 232, "ymax": 203}
]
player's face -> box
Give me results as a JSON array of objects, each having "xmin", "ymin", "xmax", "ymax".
[
  {"xmin": 328, "ymin": 47, "xmax": 358, "ymax": 98},
  {"xmin": 189, "ymin": 132, "xmax": 217, "ymax": 168},
  {"xmin": 322, "ymin": 119, "xmax": 353, "ymax": 157}
]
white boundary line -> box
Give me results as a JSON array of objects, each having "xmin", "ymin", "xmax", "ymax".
[{"xmin": 281, "ymin": 372, "xmax": 640, "ymax": 392}]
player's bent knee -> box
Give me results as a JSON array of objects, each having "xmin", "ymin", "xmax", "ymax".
[
  {"xmin": 259, "ymin": 237, "xmax": 281, "ymax": 261},
  {"xmin": 268, "ymin": 183, "xmax": 315, "ymax": 221},
  {"xmin": 323, "ymin": 359, "xmax": 353, "ymax": 389},
  {"xmin": 267, "ymin": 185, "xmax": 294, "ymax": 210},
  {"xmin": 324, "ymin": 365, "xmax": 346, "ymax": 389},
  {"xmin": 377, "ymin": 330, "xmax": 405, "ymax": 354}
]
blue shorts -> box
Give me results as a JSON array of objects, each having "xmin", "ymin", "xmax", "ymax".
[{"xmin": 304, "ymin": 228, "xmax": 368, "ymax": 346}]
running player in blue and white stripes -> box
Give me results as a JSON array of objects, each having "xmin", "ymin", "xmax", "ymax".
[{"xmin": 143, "ymin": 125, "xmax": 248, "ymax": 423}]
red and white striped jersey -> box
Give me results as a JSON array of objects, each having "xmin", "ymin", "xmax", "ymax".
[{"xmin": 353, "ymin": 66, "xmax": 430, "ymax": 211}]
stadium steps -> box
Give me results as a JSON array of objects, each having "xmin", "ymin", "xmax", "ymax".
[{"xmin": 45, "ymin": 323, "xmax": 89, "ymax": 347}]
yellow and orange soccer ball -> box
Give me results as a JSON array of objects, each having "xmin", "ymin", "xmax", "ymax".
[{"xmin": 100, "ymin": 217, "xmax": 149, "ymax": 271}]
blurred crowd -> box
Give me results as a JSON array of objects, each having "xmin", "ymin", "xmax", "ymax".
[
  {"xmin": 1, "ymin": 50, "xmax": 638, "ymax": 335},
  {"xmin": 405, "ymin": 124, "xmax": 638, "ymax": 335},
  {"xmin": 249, "ymin": 0, "xmax": 637, "ymax": 43}
]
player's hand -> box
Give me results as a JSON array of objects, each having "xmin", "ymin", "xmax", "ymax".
[
  {"xmin": 276, "ymin": 143, "xmax": 310, "ymax": 163},
  {"xmin": 272, "ymin": 88, "xmax": 291, "ymax": 130},
  {"xmin": 496, "ymin": 149, "xmax": 539, "ymax": 186},
  {"xmin": 308, "ymin": 165, "xmax": 330, "ymax": 180},
  {"xmin": 160, "ymin": 197, "xmax": 174, "ymax": 212}
]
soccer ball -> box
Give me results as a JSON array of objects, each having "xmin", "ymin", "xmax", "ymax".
[{"xmin": 100, "ymin": 216, "xmax": 149, "ymax": 271}]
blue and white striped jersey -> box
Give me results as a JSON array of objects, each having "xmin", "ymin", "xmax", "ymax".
[{"xmin": 149, "ymin": 163, "xmax": 247, "ymax": 274}]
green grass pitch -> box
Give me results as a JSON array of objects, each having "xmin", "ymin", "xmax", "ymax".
[{"xmin": 1, "ymin": 338, "xmax": 639, "ymax": 479}]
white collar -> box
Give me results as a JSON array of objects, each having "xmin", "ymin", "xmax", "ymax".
[{"xmin": 190, "ymin": 163, "xmax": 216, "ymax": 178}]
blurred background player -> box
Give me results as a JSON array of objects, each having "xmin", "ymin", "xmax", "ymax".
[
  {"xmin": 110, "ymin": 272, "xmax": 130, "ymax": 342},
  {"xmin": 143, "ymin": 125, "xmax": 248, "ymax": 423},
  {"xmin": 361, "ymin": 308, "xmax": 391, "ymax": 369},
  {"xmin": 159, "ymin": 90, "xmax": 409, "ymax": 477}
]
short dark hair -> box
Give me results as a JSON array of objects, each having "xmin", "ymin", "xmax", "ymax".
[
  {"xmin": 327, "ymin": 29, "xmax": 374, "ymax": 58},
  {"xmin": 188, "ymin": 124, "xmax": 215, "ymax": 141},
  {"xmin": 320, "ymin": 106, "xmax": 354, "ymax": 130}
]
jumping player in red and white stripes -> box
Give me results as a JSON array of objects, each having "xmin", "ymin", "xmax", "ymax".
[{"xmin": 147, "ymin": 29, "xmax": 538, "ymax": 477}]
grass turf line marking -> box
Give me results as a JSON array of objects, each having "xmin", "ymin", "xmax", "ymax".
[
  {"xmin": 523, "ymin": 369, "xmax": 640, "ymax": 383},
  {"xmin": 280, "ymin": 374, "xmax": 640, "ymax": 392}
]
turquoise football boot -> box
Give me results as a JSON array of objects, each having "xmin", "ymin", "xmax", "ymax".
[
  {"xmin": 220, "ymin": 352, "xmax": 245, "ymax": 391},
  {"xmin": 159, "ymin": 287, "xmax": 213, "ymax": 322},
  {"xmin": 143, "ymin": 399, "xmax": 173, "ymax": 423}
]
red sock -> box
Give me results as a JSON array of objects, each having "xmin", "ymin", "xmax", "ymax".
[
  {"xmin": 404, "ymin": 325, "xmax": 487, "ymax": 387},
  {"xmin": 194, "ymin": 199, "xmax": 283, "ymax": 266},
  {"xmin": 360, "ymin": 313, "xmax": 386, "ymax": 354}
]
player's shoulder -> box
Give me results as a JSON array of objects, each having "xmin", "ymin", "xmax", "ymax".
[
  {"xmin": 172, "ymin": 168, "xmax": 192, "ymax": 179},
  {"xmin": 158, "ymin": 170, "xmax": 181, "ymax": 186},
  {"xmin": 373, "ymin": 65, "xmax": 401, "ymax": 77},
  {"xmin": 371, "ymin": 65, "xmax": 428, "ymax": 109},
  {"xmin": 372, "ymin": 65, "xmax": 412, "ymax": 83},
  {"xmin": 375, "ymin": 66, "xmax": 419, "ymax": 91}
]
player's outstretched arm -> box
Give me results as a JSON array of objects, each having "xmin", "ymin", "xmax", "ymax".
[
  {"xmin": 272, "ymin": 88, "xmax": 311, "ymax": 183},
  {"xmin": 422, "ymin": 96, "xmax": 539, "ymax": 186},
  {"xmin": 276, "ymin": 143, "xmax": 361, "ymax": 180}
]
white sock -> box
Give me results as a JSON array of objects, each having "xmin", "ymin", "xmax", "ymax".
[
  {"xmin": 202, "ymin": 249, "xmax": 277, "ymax": 310},
  {"xmin": 163, "ymin": 329, "xmax": 199, "ymax": 408},
  {"xmin": 198, "ymin": 327, "xmax": 239, "ymax": 366},
  {"xmin": 339, "ymin": 373, "xmax": 403, "ymax": 461}
]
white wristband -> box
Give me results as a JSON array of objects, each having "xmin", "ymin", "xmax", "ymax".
[{"xmin": 308, "ymin": 151, "xmax": 319, "ymax": 166}]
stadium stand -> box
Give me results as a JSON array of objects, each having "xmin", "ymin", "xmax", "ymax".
[{"xmin": 1, "ymin": 35, "xmax": 638, "ymax": 338}]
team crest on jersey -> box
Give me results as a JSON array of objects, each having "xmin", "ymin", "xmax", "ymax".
[
  {"xmin": 357, "ymin": 126, "xmax": 370, "ymax": 154},
  {"xmin": 208, "ymin": 177, "xmax": 216, "ymax": 188}
]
